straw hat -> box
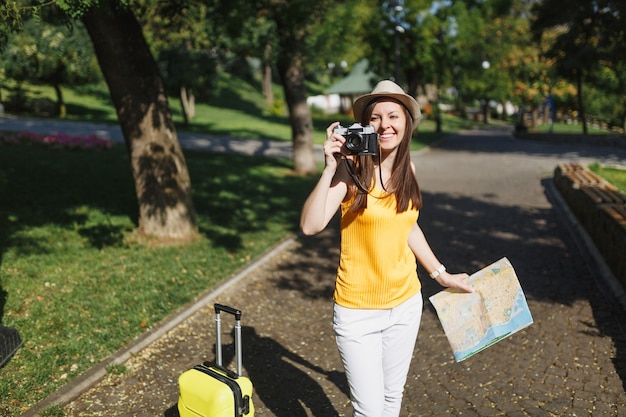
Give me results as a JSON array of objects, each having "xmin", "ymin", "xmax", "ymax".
[{"xmin": 353, "ymin": 80, "xmax": 421, "ymax": 126}]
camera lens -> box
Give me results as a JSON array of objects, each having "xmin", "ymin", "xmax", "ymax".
[{"xmin": 345, "ymin": 133, "xmax": 365, "ymax": 152}]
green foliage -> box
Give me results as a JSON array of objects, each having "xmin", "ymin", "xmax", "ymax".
[
  {"xmin": 55, "ymin": 0, "xmax": 131, "ymax": 18},
  {"xmin": 0, "ymin": 0, "xmax": 53, "ymax": 33},
  {"xmin": 211, "ymin": 0, "xmax": 358, "ymax": 87},
  {"xmin": 302, "ymin": 0, "xmax": 374, "ymax": 74},
  {"xmin": 269, "ymin": 97, "xmax": 286, "ymax": 117},
  {"xmin": 157, "ymin": 48, "xmax": 219, "ymax": 101},
  {"xmin": 0, "ymin": 17, "xmax": 101, "ymax": 114},
  {"xmin": 362, "ymin": 0, "xmax": 431, "ymax": 89},
  {"xmin": 2, "ymin": 0, "xmax": 624, "ymax": 131},
  {"xmin": 530, "ymin": 0, "xmax": 626, "ymax": 130},
  {"xmin": 531, "ymin": 0, "xmax": 600, "ymax": 80},
  {"xmin": 208, "ymin": 0, "xmax": 277, "ymax": 71},
  {"xmin": 134, "ymin": 0, "xmax": 222, "ymax": 101},
  {"xmin": 450, "ymin": 0, "xmax": 527, "ymax": 104}
]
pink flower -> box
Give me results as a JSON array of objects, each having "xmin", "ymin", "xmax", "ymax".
[{"xmin": 0, "ymin": 131, "xmax": 113, "ymax": 150}]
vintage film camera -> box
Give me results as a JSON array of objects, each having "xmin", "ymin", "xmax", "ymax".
[{"xmin": 333, "ymin": 123, "xmax": 379, "ymax": 156}]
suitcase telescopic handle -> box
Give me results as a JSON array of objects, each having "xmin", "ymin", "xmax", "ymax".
[
  {"xmin": 214, "ymin": 304, "xmax": 242, "ymax": 320},
  {"xmin": 214, "ymin": 303, "xmax": 243, "ymax": 376}
]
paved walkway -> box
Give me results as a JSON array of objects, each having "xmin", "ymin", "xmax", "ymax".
[
  {"xmin": 8, "ymin": 116, "xmax": 626, "ymax": 416},
  {"xmin": 0, "ymin": 114, "xmax": 301, "ymax": 160}
]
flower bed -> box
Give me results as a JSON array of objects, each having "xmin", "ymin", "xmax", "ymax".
[{"xmin": 0, "ymin": 131, "xmax": 113, "ymax": 150}]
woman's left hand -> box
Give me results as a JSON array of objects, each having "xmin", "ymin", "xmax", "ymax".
[{"xmin": 435, "ymin": 272, "xmax": 474, "ymax": 293}]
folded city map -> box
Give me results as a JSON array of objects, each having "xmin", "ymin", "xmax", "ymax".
[{"xmin": 429, "ymin": 257, "xmax": 534, "ymax": 362}]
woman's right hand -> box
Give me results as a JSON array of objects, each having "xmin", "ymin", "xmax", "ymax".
[
  {"xmin": 301, "ymin": 122, "xmax": 350, "ymax": 235},
  {"xmin": 324, "ymin": 122, "xmax": 346, "ymax": 171}
]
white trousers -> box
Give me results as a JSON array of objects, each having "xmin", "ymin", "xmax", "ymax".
[{"xmin": 333, "ymin": 292, "xmax": 423, "ymax": 417}]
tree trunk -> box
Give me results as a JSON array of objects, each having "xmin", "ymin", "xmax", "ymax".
[
  {"xmin": 405, "ymin": 64, "xmax": 424, "ymax": 103},
  {"xmin": 542, "ymin": 103, "xmax": 550, "ymax": 126},
  {"xmin": 276, "ymin": 44, "xmax": 316, "ymax": 174},
  {"xmin": 53, "ymin": 83, "xmax": 66, "ymax": 118},
  {"xmin": 82, "ymin": 2, "xmax": 198, "ymax": 241},
  {"xmin": 502, "ymin": 100, "xmax": 509, "ymax": 120},
  {"xmin": 262, "ymin": 42, "xmax": 274, "ymax": 105},
  {"xmin": 531, "ymin": 106, "xmax": 538, "ymax": 128},
  {"xmin": 576, "ymin": 71, "xmax": 588, "ymax": 135},
  {"xmin": 179, "ymin": 86, "xmax": 189, "ymax": 126},
  {"xmin": 179, "ymin": 86, "xmax": 195, "ymax": 125},
  {"xmin": 482, "ymin": 99, "xmax": 489, "ymax": 124},
  {"xmin": 188, "ymin": 90, "xmax": 195, "ymax": 119}
]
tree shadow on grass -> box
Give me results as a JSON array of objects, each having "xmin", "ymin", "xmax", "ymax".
[
  {"xmin": 186, "ymin": 150, "xmax": 317, "ymax": 251},
  {"xmin": 77, "ymin": 224, "xmax": 129, "ymax": 249},
  {"xmin": 64, "ymin": 103, "xmax": 113, "ymax": 122},
  {"xmin": 0, "ymin": 145, "xmax": 316, "ymax": 256},
  {"xmin": 0, "ymin": 145, "xmax": 137, "ymax": 251}
]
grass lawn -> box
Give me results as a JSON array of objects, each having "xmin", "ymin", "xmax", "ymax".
[
  {"xmin": 589, "ymin": 163, "xmax": 626, "ymax": 193},
  {"xmin": 531, "ymin": 120, "xmax": 613, "ymax": 135}
]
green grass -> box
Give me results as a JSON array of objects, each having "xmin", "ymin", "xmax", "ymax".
[
  {"xmin": 588, "ymin": 163, "xmax": 626, "ymax": 193},
  {"xmin": 532, "ymin": 120, "xmax": 613, "ymax": 135},
  {"xmin": 0, "ymin": 142, "xmax": 317, "ymax": 415}
]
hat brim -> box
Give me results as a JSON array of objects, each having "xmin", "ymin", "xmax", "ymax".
[{"xmin": 353, "ymin": 91, "xmax": 421, "ymax": 126}]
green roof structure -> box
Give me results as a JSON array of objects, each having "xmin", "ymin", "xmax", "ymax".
[{"xmin": 326, "ymin": 60, "xmax": 379, "ymax": 95}]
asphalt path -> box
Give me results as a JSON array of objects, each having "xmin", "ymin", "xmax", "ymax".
[
  {"xmin": 0, "ymin": 114, "xmax": 297, "ymax": 159},
  {"xmin": 6, "ymin": 116, "xmax": 626, "ymax": 416}
]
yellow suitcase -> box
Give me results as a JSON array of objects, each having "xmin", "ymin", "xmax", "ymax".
[{"xmin": 178, "ymin": 304, "xmax": 254, "ymax": 417}]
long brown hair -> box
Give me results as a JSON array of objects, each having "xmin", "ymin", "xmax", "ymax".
[{"xmin": 347, "ymin": 98, "xmax": 422, "ymax": 213}]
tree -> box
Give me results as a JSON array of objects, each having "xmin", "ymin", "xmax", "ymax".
[
  {"xmin": 134, "ymin": 1, "xmax": 219, "ymax": 125},
  {"xmin": 0, "ymin": 18, "xmax": 100, "ymax": 117},
  {"xmin": 531, "ymin": 0, "xmax": 608, "ymax": 134},
  {"xmin": 441, "ymin": 1, "xmax": 519, "ymax": 123},
  {"xmin": 595, "ymin": 0, "xmax": 626, "ymax": 132},
  {"xmin": 268, "ymin": 1, "xmax": 317, "ymax": 174},
  {"xmin": 77, "ymin": 1, "xmax": 198, "ymax": 240},
  {"xmin": 212, "ymin": 0, "xmax": 353, "ymax": 175},
  {"xmin": 362, "ymin": 0, "xmax": 430, "ymax": 98},
  {"xmin": 362, "ymin": 0, "xmax": 521, "ymax": 126},
  {"xmin": 1, "ymin": 0, "xmax": 198, "ymax": 241}
]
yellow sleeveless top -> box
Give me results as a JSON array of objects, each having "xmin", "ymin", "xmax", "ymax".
[{"xmin": 334, "ymin": 187, "xmax": 421, "ymax": 309}]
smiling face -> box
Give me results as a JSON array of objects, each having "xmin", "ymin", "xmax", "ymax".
[{"xmin": 367, "ymin": 99, "xmax": 408, "ymax": 154}]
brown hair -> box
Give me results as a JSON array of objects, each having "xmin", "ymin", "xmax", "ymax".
[{"xmin": 348, "ymin": 98, "xmax": 422, "ymax": 213}]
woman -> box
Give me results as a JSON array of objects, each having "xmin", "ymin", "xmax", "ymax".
[{"xmin": 300, "ymin": 80, "xmax": 473, "ymax": 417}]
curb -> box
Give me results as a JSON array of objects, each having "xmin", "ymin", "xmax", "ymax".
[
  {"xmin": 545, "ymin": 179, "xmax": 626, "ymax": 311},
  {"xmin": 20, "ymin": 236, "xmax": 298, "ymax": 417}
]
